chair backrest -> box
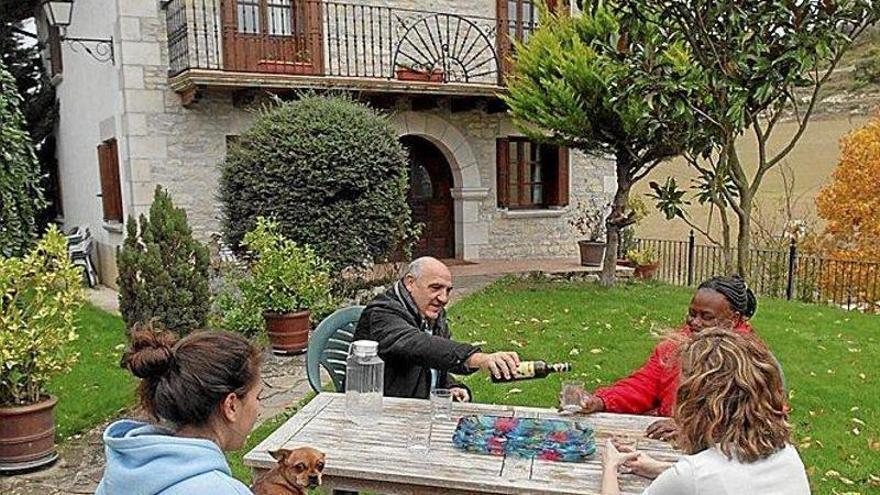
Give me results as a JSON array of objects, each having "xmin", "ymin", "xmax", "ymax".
[{"xmin": 307, "ymin": 306, "xmax": 365, "ymax": 393}]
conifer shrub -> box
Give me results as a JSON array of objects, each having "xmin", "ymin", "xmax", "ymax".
[{"xmin": 117, "ymin": 186, "xmax": 210, "ymax": 334}]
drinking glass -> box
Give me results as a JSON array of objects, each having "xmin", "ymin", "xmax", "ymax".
[
  {"xmin": 560, "ymin": 381, "xmax": 585, "ymax": 414},
  {"xmin": 406, "ymin": 414, "xmax": 432, "ymax": 451},
  {"xmin": 430, "ymin": 388, "xmax": 453, "ymax": 420}
]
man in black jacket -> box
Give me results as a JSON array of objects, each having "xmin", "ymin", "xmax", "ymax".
[{"xmin": 354, "ymin": 257, "xmax": 520, "ymax": 401}]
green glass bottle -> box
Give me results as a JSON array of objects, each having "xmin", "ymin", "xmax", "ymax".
[{"xmin": 491, "ymin": 360, "xmax": 572, "ymax": 382}]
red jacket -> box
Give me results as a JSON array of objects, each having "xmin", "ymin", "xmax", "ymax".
[{"xmin": 593, "ymin": 322, "xmax": 755, "ymax": 417}]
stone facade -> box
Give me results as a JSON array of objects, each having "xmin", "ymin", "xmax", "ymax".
[{"xmin": 53, "ymin": 0, "xmax": 615, "ymax": 281}]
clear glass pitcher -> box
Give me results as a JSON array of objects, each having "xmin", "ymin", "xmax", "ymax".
[{"xmin": 345, "ymin": 340, "xmax": 384, "ymax": 425}]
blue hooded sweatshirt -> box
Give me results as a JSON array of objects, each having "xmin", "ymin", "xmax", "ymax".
[{"xmin": 95, "ymin": 420, "xmax": 252, "ymax": 495}]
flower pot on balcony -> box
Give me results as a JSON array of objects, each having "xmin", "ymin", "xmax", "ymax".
[
  {"xmin": 633, "ymin": 262, "xmax": 660, "ymax": 280},
  {"xmin": 265, "ymin": 310, "xmax": 311, "ymax": 355},
  {"xmin": 0, "ymin": 396, "xmax": 59, "ymax": 473},
  {"xmin": 577, "ymin": 240, "xmax": 606, "ymax": 267},
  {"xmin": 395, "ymin": 67, "xmax": 444, "ymax": 82}
]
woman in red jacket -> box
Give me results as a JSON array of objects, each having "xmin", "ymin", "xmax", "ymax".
[{"xmin": 577, "ymin": 275, "xmax": 760, "ymax": 441}]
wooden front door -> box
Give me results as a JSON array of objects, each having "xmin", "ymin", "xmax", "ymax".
[
  {"xmin": 403, "ymin": 136, "xmax": 455, "ymax": 259},
  {"xmin": 222, "ymin": 0, "xmax": 323, "ymax": 74}
]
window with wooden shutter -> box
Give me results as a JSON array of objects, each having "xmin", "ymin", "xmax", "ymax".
[
  {"xmin": 97, "ymin": 139, "xmax": 123, "ymax": 223},
  {"xmin": 496, "ymin": 137, "xmax": 568, "ymax": 209}
]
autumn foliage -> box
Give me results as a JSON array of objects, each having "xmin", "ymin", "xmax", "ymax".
[{"xmin": 814, "ymin": 115, "xmax": 880, "ymax": 309}]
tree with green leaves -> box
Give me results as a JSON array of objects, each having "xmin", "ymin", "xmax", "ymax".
[
  {"xmin": 504, "ymin": 4, "xmax": 701, "ymax": 285},
  {"xmin": 622, "ymin": 0, "xmax": 880, "ymax": 274},
  {"xmin": 0, "ymin": 57, "xmax": 46, "ymax": 257},
  {"xmin": 117, "ymin": 186, "xmax": 211, "ymax": 335},
  {"xmin": 2, "ymin": 1, "xmax": 60, "ymax": 226}
]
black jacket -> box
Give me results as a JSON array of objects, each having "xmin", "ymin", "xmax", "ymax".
[{"xmin": 353, "ymin": 280, "xmax": 480, "ymax": 399}]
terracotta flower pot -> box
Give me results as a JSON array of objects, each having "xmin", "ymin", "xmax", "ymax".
[
  {"xmin": 577, "ymin": 240, "xmax": 606, "ymax": 267},
  {"xmin": 395, "ymin": 67, "xmax": 444, "ymax": 82},
  {"xmin": 0, "ymin": 395, "xmax": 59, "ymax": 473},
  {"xmin": 634, "ymin": 262, "xmax": 660, "ymax": 280},
  {"xmin": 264, "ymin": 310, "xmax": 311, "ymax": 355}
]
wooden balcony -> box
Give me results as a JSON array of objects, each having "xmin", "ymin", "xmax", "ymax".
[{"xmin": 162, "ymin": 0, "xmax": 534, "ymax": 101}]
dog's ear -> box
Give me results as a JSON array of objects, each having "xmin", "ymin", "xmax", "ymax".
[{"xmin": 269, "ymin": 448, "xmax": 292, "ymax": 463}]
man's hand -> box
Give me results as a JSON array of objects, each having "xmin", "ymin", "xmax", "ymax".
[
  {"xmin": 466, "ymin": 351, "xmax": 520, "ymax": 380},
  {"xmin": 613, "ymin": 440, "xmax": 672, "ymax": 479},
  {"xmin": 645, "ymin": 418, "xmax": 678, "ymax": 442},
  {"xmin": 450, "ymin": 387, "xmax": 470, "ymax": 402}
]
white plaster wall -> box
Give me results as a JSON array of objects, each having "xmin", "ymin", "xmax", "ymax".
[{"xmin": 43, "ymin": 0, "xmax": 125, "ymax": 282}]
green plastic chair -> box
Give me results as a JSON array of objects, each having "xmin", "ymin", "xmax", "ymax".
[{"xmin": 307, "ymin": 306, "xmax": 364, "ymax": 393}]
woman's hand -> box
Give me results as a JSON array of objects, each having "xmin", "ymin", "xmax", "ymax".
[
  {"xmin": 602, "ymin": 439, "xmax": 640, "ymax": 470},
  {"xmin": 614, "ymin": 440, "xmax": 673, "ymax": 479},
  {"xmin": 645, "ymin": 418, "xmax": 678, "ymax": 441},
  {"xmin": 579, "ymin": 395, "xmax": 605, "ymax": 414}
]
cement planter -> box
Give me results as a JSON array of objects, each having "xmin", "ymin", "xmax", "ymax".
[
  {"xmin": 0, "ymin": 395, "xmax": 59, "ymax": 473},
  {"xmin": 265, "ymin": 310, "xmax": 311, "ymax": 354},
  {"xmin": 577, "ymin": 240, "xmax": 606, "ymax": 267}
]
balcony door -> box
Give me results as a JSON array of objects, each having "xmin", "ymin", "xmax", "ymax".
[{"xmin": 222, "ymin": 0, "xmax": 323, "ymax": 74}]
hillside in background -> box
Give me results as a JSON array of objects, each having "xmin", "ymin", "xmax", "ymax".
[{"xmin": 634, "ymin": 28, "xmax": 880, "ymax": 245}]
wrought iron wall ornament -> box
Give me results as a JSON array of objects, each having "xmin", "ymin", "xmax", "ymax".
[
  {"xmin": 64, "ymin": 36, "xmax": 115, "ymax": 64},
  {"xmin": 391, "ymin": 13, "xmax": 499, "ymax": 84}
]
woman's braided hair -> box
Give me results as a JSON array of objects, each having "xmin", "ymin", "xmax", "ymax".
[{"xmin": 698, "ymin": 275, "xmax": 757, "ymax": 318}]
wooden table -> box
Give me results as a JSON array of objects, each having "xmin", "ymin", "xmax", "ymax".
[{"xmin": 244, "ymin": 393, "xmax": 682, "ymax": 495}]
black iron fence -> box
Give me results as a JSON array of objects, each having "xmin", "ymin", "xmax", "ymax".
[
  {"xmin": 628, "ymin": 231, "xmax": 880, "ymax": 313},
  {"xmin": 163, "ymin": 0, "xmax": 524, "ymax": 86}
]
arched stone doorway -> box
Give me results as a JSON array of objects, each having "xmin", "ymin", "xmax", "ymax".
[{"xmin": 401, "ymin": 135, "xmax": 455, "ymax": 259}]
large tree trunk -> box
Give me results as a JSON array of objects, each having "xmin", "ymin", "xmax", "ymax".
[{"xmin": 601, "ymin": 150, "xmax": 634, "ymax": 287}]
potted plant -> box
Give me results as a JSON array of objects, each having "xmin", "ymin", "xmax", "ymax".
[
  {"xmin": 627, "ymin": 248, "xmax": 660, "ymax": 279},
  {"xmin": 0, "ymin": 226, "xmax": 84, "ymax": 471},
  {"xmin": 395, "ymin": 63, "xmax": 445, "ymax": 82},
  {"xmin": 237, "ymin": 217, "xmax": 334, "ymax": 354},
  {"xmin": 568, "ymin": 199, "xmax": 610, "ymax": 267}
]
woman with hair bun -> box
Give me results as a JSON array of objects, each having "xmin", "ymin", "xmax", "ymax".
[
  {"xmin": 95, "ymin": 324, "xmax": 262, "ymax": 495},
  {"xmin": 575, "ymin": 275, "xmax": 775, "ymax": 441},
  {"xmin": 600, "ymin": 329, "xmax": 809, "ymax": 495}
]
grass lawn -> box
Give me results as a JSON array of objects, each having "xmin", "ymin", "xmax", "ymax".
[
  {"xmin": 49, "ymin": 303, "xmax": 137, "ymax": 441},
  {"xmin": 445, "ymin": 277, "xmax": 879, "ymax": 495}
]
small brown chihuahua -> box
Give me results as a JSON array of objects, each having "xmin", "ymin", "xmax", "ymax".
[{"xmin": 251, "ymin": 447, "xmax": 326, "ymax": 495}]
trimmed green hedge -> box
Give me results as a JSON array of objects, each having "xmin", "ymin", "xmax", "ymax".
[{"xmin": 219, "ymin": 94, "xmax": 414, "ymax": 272}]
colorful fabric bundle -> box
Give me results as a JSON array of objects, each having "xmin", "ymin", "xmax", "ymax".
[{"xmin": 451, "ymin": 415, "xmax": 596, "ymax": 462}]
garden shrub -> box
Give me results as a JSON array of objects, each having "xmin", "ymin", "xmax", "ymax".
[
  {"xmin": 117, "ymin": 186, "xmax": 211, "ymax": 334},
  {"xmin": 216, "ymin": 217, "xmax": 336, "ymax": 336},
  {"xmin": 219, "ymin": 94, "xmax": 415, "ymax": 272},
  {"xmin": 0, "ymin": 58, "xmax": 46, "ymax": 257},
  {"xmin": 0, "ymin": 226, "xmax": 83, "ymax": 405}
]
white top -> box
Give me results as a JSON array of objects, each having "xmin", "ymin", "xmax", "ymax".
[{"xmin": 643, "ymin": 445, "xmax": 811, "ymax": 495}]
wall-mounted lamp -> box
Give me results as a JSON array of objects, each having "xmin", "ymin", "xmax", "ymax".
[{"xmin": 42, "ymin": 0, "xmax": 115, "ymax": 64}]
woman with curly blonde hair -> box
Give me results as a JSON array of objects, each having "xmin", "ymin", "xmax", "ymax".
[{"xmin": 600, "ymin": 328, "xmax": 809, "ymax": 495}]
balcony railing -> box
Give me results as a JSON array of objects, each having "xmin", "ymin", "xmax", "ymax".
[{"xmin": 164, "ymin": 0, "xmax": 534, "ymax": 87}]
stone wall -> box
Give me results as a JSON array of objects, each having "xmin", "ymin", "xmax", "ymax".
[
  {"xmin": 115, "ymin": 0, "xmax": 614, "ymax": 260},
  {"xmin": 392, "ymin": 106, "xmax": 615, "ymax": 259}
]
